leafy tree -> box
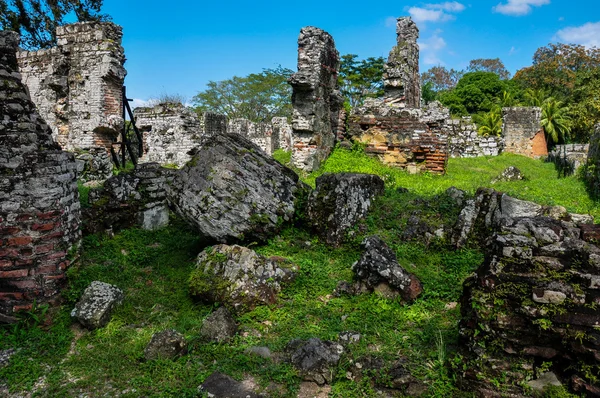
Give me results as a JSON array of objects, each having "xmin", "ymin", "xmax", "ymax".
[
  {"xmin": 0, "ymin": 0, "xmax": 107, "ymax": 49},
  {"xmin": 439, "ymin": 71, "xmax": 510, "ymax": 115},
  {"xmin": 514, "ymin": 43, "xmax": 600, "ymax": 98},
  {"xmin": 541, "ymin": 97, "xmax": 572, "ymax": 145},
  {"xmin": 421, "ymin": 66, "xmax": 463, "ymax": 92},
  {"xmin": 569, "ymin": 67, "xmax": 600, "ymax": 142},
  {"xmin": 338, "ymin": 54, "xmax": 384, "ymax": 108},
  {"xmin": 421, "ymin": 81, "xmax": 437, "ymax": 104},
  {"xmin": 523, "ymin": 88, "xmax": 548, "ymax": 107},
  {"xmin": 192, "ymin": 66, "xmax": 293, "ymax": 123},
  {"xmin": 475, "ymin": 107, "xmax": 502, "ymax": 137},
  {"xmin": 467, "ymin": 58, "xmax": 511, "ymax": 80}
]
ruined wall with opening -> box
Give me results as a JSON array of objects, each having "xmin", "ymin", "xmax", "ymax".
[
  {"xmin": 502, "ymin": 107, "xmax": 547, "ymax": 158},
  {"xmin": 445, "ymin": 113, "xmax": 503, "ymax": 158},
  {"xmin": 1, "ymin": 31, "xmax": 81, "ymax": 323},
  {"xmin": 17, "ymin": 22, "xmax": 126, "ymax": 152},
  {"xmin": 289, "ymin": 26, "xmax": 342, "ymax": 171}
]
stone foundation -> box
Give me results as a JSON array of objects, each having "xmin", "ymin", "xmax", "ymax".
[
  {"xmin": 17, "ymin": 22, "xmax": 126, "ymax": 152},
  {"xmin": 502, "ymin": 107, "xmax": 547, "ymax": 158},
  {"xmin": 1, "ymin": 31, "xmax": 81, "ymax": 323},
  {"xmin": 347, "ymin": 100, "xmax": 448, "ymax": 174}
]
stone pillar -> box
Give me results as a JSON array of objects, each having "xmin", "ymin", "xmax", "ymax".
[
  {"xmin": 502, "ymin": 107, "xmax": 547, "ymax": 158},
  {"xmin": 383, "ymin": 17, "xmax": 421, "ymax": 108},
  {"xmin": 289, "ymin": 26, "xmax": 342, "ymax": 171},
  {"xmin": 272, "ymin": 117, "xmax": 293, "ymax": 151},
  {"xmin": 1, "ymin": 31, "xmax": 81, "ymax": 323},
  {"xmin": 17, "ymin": 22, "xmax": 126, "ymax": 151}
]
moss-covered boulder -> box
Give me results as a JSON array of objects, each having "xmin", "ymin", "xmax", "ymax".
[
  {"xmin": 168, "ymin": 132, "xmax": 309, "ymax": 244},
  {"xmin": 189, "ymin": 244, "xmax": 298, "ymax": 314}
]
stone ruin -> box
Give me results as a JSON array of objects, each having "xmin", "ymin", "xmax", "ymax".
[
  {"xmin": 17, "ymin": 22, "xmax": 126, "ymax": 153},
  {"xmin": 0, "ymin": 31, "xmax": 81, "ymax": 323},
  {"xmin": 289, "ymin": 26, "xmax": 343, "ymax": 172},
  {"xmin": 502, "ymin": 107, "xmax": 548, "ymax": 159},
  {"xmin": 383, "ymin": 17, "xmax": 421, "ymax": 108},
  {"xmin": 133, "ymin": 104, "xmax": 292, "ymax": 167}
]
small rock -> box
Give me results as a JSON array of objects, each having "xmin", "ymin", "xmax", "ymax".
[
  {"xmin": 445, "ymin": 186, "xmax": 466, "ymax": 207},
  {"xmin": 144, "ymin": 329, "xmax": 187, "ymax": 361},
  {"xmin": 527, "ymin": 371, "xmax": 562, "ymax": 392},
  {"xmin": 287, "ymin": 338, "xmax": 344, "ymax": 385},
  {"xmin": 199, "ymin": 372, "xmax": 264, "ymax": 398},
  {"xmin": 338, "ymin": 331, "xmax": 361, "ymax": 347},
  {"xmin": 245, "ymin": 346, "xmax": 272, "ymax": 359},
  {"xmin": 333, "ymin": 281, "xmax": 356, "ymax": 297},
  {"xmin": 492, "ymin": 166, "xmax": 524, "ymax": 183},
  {"xmin": 200, "ymin": 307, "xmax": 237, "ymax": 342},
  {"xmin": 352, "ymin": 236, "xmax": 423, "ymax": 302},
  {"xmin": 71, "ymin": 281, "xmax": 124, "ymax": 330},
  {"xmin": 0, "ymin": 349, "xmax": 17, "ymax": 368}
]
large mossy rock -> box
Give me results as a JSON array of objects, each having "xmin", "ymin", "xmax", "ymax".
[
  {"xmin": 71, "ymin": 281, "xmax": 124, "ymax": 330},
  {"xmin": 189, "ymin": 244, "xmax": 298, "ymax": 314},
  {"xmin": 307, "ymin": 173, "xmax": 384, "ymax": 246},
  {"xmin": 168, "ymin": 133, "xmax": 309, "ymax": 243}
]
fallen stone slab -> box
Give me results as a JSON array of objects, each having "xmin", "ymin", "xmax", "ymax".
[
  {"xmin": 71, "ymin": 281, "xmax": 123, "ymax": 330},
  {"xmin": 144, "ymin": 329, "xmax": 187, "ymax": 361},
  {"xmin": 200, "ymin": 307, "xmax": 237, "ymax": 343}
]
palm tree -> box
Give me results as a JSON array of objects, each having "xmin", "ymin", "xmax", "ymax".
[
  {"xmin": 523, "ymin": 88, "xmax": 548, "ymax": 107},
  {"xmin": 477, "ymin": 107, "xmax": 503, "ymax": 137},
  {"xmin": 541, "ymin": 97, "xmax": 572, "ymax": 145}
]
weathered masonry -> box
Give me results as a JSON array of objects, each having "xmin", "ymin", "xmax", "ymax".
[
  {"xmin": 16, "ymin": 22, "xmax": 126, "ymax": 152},
  {"xmin": 1, "ymin": 31, "xmax": 81, "ymax": 323},
  {"xmin": 289, "ymin": 26, "xmax": 343, "ymax": 172},
  {"xmin": 502, "ymin": 107, "xmax": 548, "ymax": 158}
]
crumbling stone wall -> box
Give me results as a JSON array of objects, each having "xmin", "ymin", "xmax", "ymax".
[
  {"xmin": 272, "ymin": 117, "xmax": 293, "ymax": 151},
  {"xmin": 446, "ymin": 115, "xmax": 503, "ymax": 158},
  {"xmin": 17, "ymin": 22, "xmax": 126, "ymax": 152},
  {"xmin": 583, "ymin": 125, "xmax": 600, "ymax": 199},
  {"xmin": 383, "ymin": 17, "xmax": 420, "ymax": 108},
  {"xmin": 502, "ymin": 107, "xmax": 547, "ymax": 158},
  {"xmin": 228, "ymin": 119, "xmax": 273, "ymax": 155},
  {"xmin": 289, "ymin": 26, "xmax": 343, "ymax": 171},
  {"xmin": 1, "ymin": 31, "xmax": 81, "ymax": 323},
  {"xmin": 548, "ymin": 143, "xmax": 589, "ymax": 175},
  {"xmin": 347, "ymin": 100, "xmax": 448, "ymax": 174},
  {"xmin": 455, "ymin": 188, "xmax": 600, "ymax": 396},
  {"xmin": 135, "ymin": 104, "xmax": 203, "ymax": 167}
]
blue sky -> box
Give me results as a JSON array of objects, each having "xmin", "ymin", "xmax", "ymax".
[{"xmin": 100, "ymin": 0, "xmax": 600, "ymax": 107}]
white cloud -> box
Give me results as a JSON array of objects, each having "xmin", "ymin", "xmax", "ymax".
[
  {"xmin": 509, "ymin": 46, "xmax": 518, "ymax": 55},
  {"xmin": 426, "ymin": 1, "xmax": 466, "ymax": 12},
  {"xmin": 420, "ymin": 30, "xmax": 448, "ymax": 65},
  {"xmin": 407, "ymin": 2, "xmax": 465, "ymax": 25},
  {"xmin": 493, "ymin": 0, "xmax": 550, "ymax": 16},
  {"xmin": 130, "ymin": 98, "xmax": 154, "ymax": 109},
  {"xmin": 555, "ymin": 21, "xmax": 600, "ymax": 48}
]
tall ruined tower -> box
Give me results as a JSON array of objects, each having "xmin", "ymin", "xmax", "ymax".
[
  {"xmin": 383, "ymin": 17, "xmax": 421, "ymax": 108},
  {"xmin": 289, "ymin": 27, "xmax": 343, "ymax": 172}
]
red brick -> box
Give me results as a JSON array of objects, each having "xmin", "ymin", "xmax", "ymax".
[
  {"xmin": 37, "ymin": 210, "xmax": 62, "ymax": 220},
  {"xmin": 46, "ymin": 251, "xmax": 67, "ymax": 260},
  {"xmin": 0, "ymin": 248, "xmax": 19, "ymax": 257},
  {"xmin": 8, "ymin": 236, "xmax": 32, "ymax": 246},
  {"xmin": 0, "ymin": 226, "xmax": 20, "ymax": 236},
  {"xmin": 13, "ymin": 304, "xmax": 33, "ymax": 312},
  {"xmin": 44, "ymin": 274, "xmax": 65, "ymax": 282},
  {"xmin": 15, "ymin": 214, "xmax": 33, "ymax": 222},
  {"xmin": 32, "ymin": 222, "xmax": 57, "ymax": 232},
  {"xmin": 58, "ymin": 261, "xmax": 69, "ymax": 270},
  {"xmin": 8, "ymin": 280, "xmax": 38, "ymax": 289},
  {"xmin": 35, "ymin": 264, "xmax": 57, "ymax": 275},
  {"xmin": 14, "ymin": 258, "xmax": 34, "ymax": 267},
  {"xmin": 34, "ymin": 243, "xmax": 54, "ymax": 254},
  {"xmin": 0, "ymin": 269, "xmax": 29, "ymax": 278},
  {"xmin": 0, "ymin": 260, "xmax": 13, "ymax": 268},
  {"xmin": 40, "ymin": 231, "xmax": 64, "ymax": 241},
  {"xmin": 0, "ymin": 292, "xmax": 24, "ymax": 300}
]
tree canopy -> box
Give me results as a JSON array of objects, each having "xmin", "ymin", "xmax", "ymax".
[
  {"xmin": 467, "ymin": 58, "xmax": 511, "ymax": 80},
  {"xmin": 0, "ymin": 0, "xmax": 107, "ymax": 49},
  {"xmin": 338, "ymin": 54, "xmax": 385, "ymax": 109},
  {"xmin": 192, "ymin": 66, "xmax": 294, "ymax": 123}
]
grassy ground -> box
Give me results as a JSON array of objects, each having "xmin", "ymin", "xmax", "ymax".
[{"xmin": 1, "ymin": 147, "xmax": 594, "ymax": 397}]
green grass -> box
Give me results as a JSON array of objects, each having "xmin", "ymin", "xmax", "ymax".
[{"xmin": 2, "ymin": 147, "xmax": 596, "ymax": 397}]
